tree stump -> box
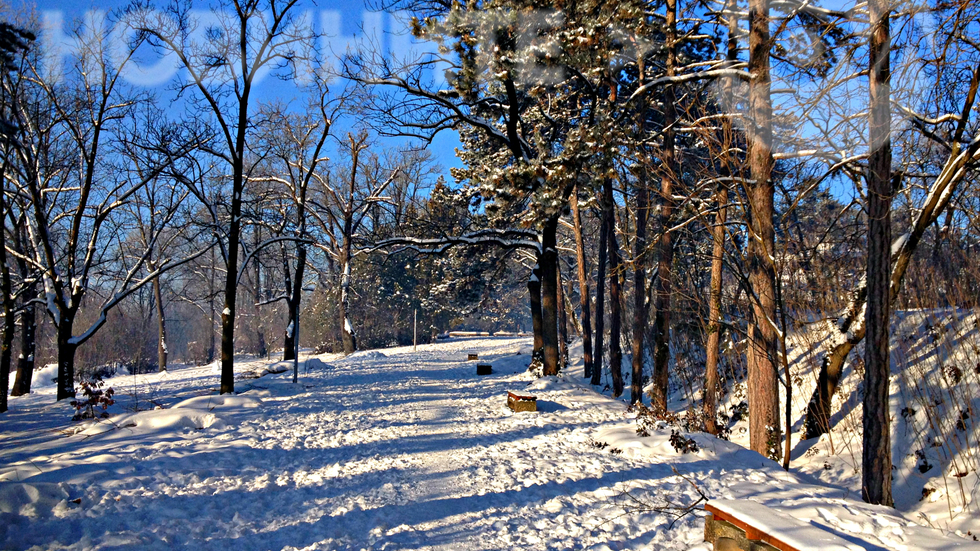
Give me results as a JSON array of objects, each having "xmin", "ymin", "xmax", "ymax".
[{"xmin": 507, "ymin": 392, "xmax": 537, "ymax": 412}]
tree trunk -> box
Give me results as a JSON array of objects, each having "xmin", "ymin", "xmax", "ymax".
[
  {"xmin": 207, "ymin": 249, "xmax": 216, "ymax": 365},
  {"xmin": 11, "ymin": 224, "xmax": 36, "ymax": 397},
  {"xmin": 631, "ymin": 179, "xmax": 649, "ymax": 405},
  {"xmin": 592, "ymin": 188, "xmax": 610, "ymax": 386},
  {"xmin": 11, "ymin": 293, "xmax": 36, "ymax": 397},
  {"xmin": 529, "ymin": 263, "xmax": 544, "ymax": 355},
  {"xmin": 704, "ymin": 189, "xmax": 728, "ymax": 434},
  {"xmin": 0, "ymin": 268, "xmax": 12, "ymax": 413},
  {"xmin": 0, "ymin": 199, "xmax": 13, "ymax": 412},
  {"xmin": 220, "ymin": 113, "xmax": 250, "ymax": 393},
  {"xmin": 557, "ymin": 259, "xmax": 569, "ymax": 368},
  {"xmin": 150, "ymin": 262, "xmax": 168, "ymax": 372},
  {"xmin": 541, "ymin": 215, "xmax": 561, "ymax": 376},
  {"xmin": 607, "ymin": 184, "xmax": 624, "ymax": 397},
  {"xmin": 252, "ymin": 231, "xmax": 267, "ymax": 358},
  {"xmin": 208, "ymin": 296, "xmax": 216, "ymax": 365},
  {"xmin": 571, "ymin": 189, "xmax": 594, "ymax": 378},
  {"xmin": 746, "ymin": 0, "xmax": 780, "ymax": 459},
  {"xmin": 705, "ymin": 0, "xmax": 738, "ymax": 435},
  {"xmin": 650, "ymin": 0, "xmax": 678, "ymax": 411},
  {"xmin": 340, "ymin": 255, "xmax": 357, "ymax": 355},
  {"xmin": 221, "ymin": 247, "xmax": 239, "ymax": 394},
  {"xmin": 56, "ymin": 321, "xmax": 77, "ymax": 400},
  {"xmin": 863, "ymin": 0, "xmax": 893, "ymax": 506},
  {"xmin": 283, "ymin": 245, "xmax": 307, "ymax": 363},
  {"xmin": 283, "ymin": 298, "xmax": 297, "ymax": 362}
]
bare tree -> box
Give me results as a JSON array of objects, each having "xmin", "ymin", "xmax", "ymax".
[
  {"xmin": 139, "ymin": 0, "xmax": 315, "ymax": 393},
  {"xmin": 3, "ymin": 15, "xmax": 201, "ymax": 399},
  {"xmin": 251, "ymin": 94, "xmax": 339, "ymax": 367}
]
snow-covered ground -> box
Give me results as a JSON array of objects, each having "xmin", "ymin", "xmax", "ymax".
[
  {"xmin": 769, "ymin": 309, "xmax": 980, "ymax": 537},
  {"xmin": 1, "ymin": 337, "xmax": 977, "ymax": 550}
]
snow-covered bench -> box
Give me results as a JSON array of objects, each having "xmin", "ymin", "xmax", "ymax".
[{"xmin": 704, "ymin": 500, "xmax": 861, "ymax": 551}]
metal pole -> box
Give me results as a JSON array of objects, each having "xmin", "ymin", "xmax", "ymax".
[{"xmin": 414, "ymin": 308, "xmax": 417, "ymax": 352}]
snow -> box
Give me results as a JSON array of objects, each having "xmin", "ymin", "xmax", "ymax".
[
  {"xmin": 706, "ymin": 500, "xmax": 861, "ymax": 551},
  {"xmin": 787, "ymin": 309, "xmax": 980, "ymax": 537},
  {"xmin": 1, "ymin": 337, "xmax": 976, "ymax": 550}
]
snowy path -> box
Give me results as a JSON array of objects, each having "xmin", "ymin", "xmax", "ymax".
[
  {"xmin": 1, "ymin": 339, "xmax": 706, "ymax": 550},
  {"xmin": 2, "ymin": 338, "xmax": 977, "ymax": 550}
]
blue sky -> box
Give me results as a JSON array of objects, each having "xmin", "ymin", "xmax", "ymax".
[{"xmin": 21, "ymin": 0, "xmax": 464, "ymax": 176}]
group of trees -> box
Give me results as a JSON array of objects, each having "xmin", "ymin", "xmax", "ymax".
[
  {"xmin": 2, "ymin": 0, "xmax": 979, "ymax": 510},
  {"xmin": 354, "ymin": 0, "xmax": 980, "ymax": 508},
  {"xmin": 0, "ymin": 2, "xmax": 525, "ymax": 408}
]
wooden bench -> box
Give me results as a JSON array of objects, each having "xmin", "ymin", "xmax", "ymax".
[{"xmin": 704, "ymin": 500, "xmax": 861, "ymax": 551}]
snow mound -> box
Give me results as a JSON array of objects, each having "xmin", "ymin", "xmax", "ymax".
[
  {"xmin": 171, "ymin": 395, "xmax": 262, "ymax": 410},
  {"xmin": 349, "ymin": 350, "xmax": 387, "ymax": 360},
  {"xmin": 593, "ymin": 424, "xmax": 745, "ymax": 462},
  {"xmin": 9, "ymin": 364, "xmax": 58, "ymax": 392},
  {"xmin": 0, "ymin": 482, "xmax": 70, "ymax": 519},
  {"xmin": 304, "ymin": 358, "xmax": 331, "ymax": 372},
  {"xmin": 247, "ymin": 361, "xmax": 292, "ymax": 378},
  {"xmin": 79, "ymin": 409, "xmax": 225, "ymax": 436},
  {"xmin": 76, "ymin": 395, "xmax": 260, "ymax": 437}
]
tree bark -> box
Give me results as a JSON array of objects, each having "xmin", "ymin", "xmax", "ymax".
[
  {"xmin": 541, "ymin": 215, "xmax": 561, "ymax": 376},
  {"xmin": 252, "ymin": 230, "xmax": 267, "ymax": 358},
  {"xmin": 206, "ymin": 248, "xmax": 216, "ymax": 365},
  {"xmin": 746, "ymin": 0, "xmax": 781, "ymax": 459},
  {"xmin": 11, "ymin": 222, "xmax": 35, "ymax": 397},
  {"xmin": 11, "ymin": 292, "xmax": 36, "ymax": 397},
  {"xmin": 631, "ymin": 178, "xmax": 649, "ymax": 405},
  {"xmin": 340, "ymin": 253, "xmax": 357, "ymax": 355},
  {"xmin": 150, "ymin": 261, "xmax": 168, "ymax": 372},
  {"xmin": 607, "ymin": 184, "xmax": 624, "ymax": 397},
  {"xmin": 650, "ymin": 0, "xmax": 678, "ymax": 411},
  {"xmin": 571, "ymin": 189, "xmax": 594, "ymax": 378},
  {"xmin": 0, "ymin": 236, "xmax": 13, "ymax": 413},
  {"xmin": 557, "ymin": 258, "xmax": 569, "ymax": 368},
  {"xmin": 56, "ymin": 321, "xmax": 77, "ymax": 400},
  {"xmin": 592, "ymin": 187, "xmax": 610, "ymax": 386},
  {"xmin": 220, "ymin": 198, "xmax": 241, "ymax": 394},
  {"xmin": 283, "ymin": 245, "xmax": 307, "ymax": 362},
  {"xmin": 863, "ymin": 0, "xmax": 893, "ymax": 506},
  {"xmin": 219, "ymin": 82, "xmax": 252, "ymax": 393},
  {"xmin": 704, "ymin": 189, "xmax": 728, "ymax": 433},
  {"xmin": 705, "ymin": 2, "xmax": 738, "ymax": 434},
  {"xmin": 529, "ymin": 263, "xmax": 544, "ymax": 355}
]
